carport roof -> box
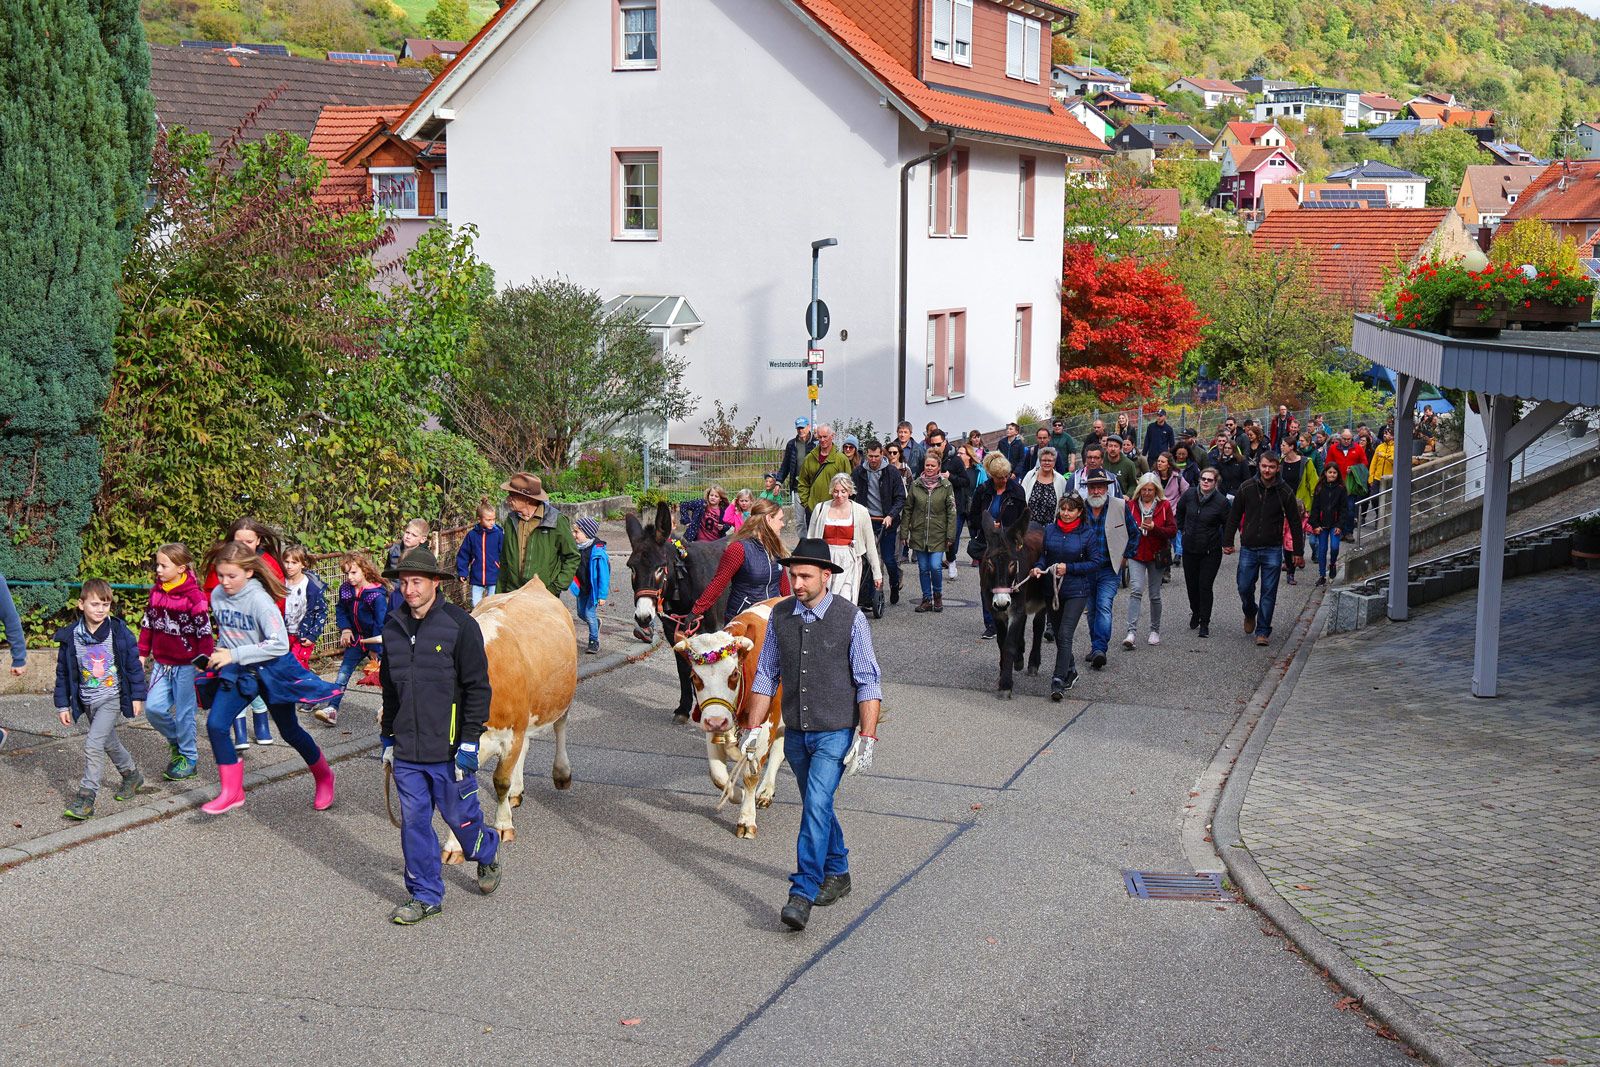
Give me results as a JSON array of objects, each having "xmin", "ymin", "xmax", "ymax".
[{"xmin": 1351, "ymin": 314, "xmax": 1600, "ymax": 407}]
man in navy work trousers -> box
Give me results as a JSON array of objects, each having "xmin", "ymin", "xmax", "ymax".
[
  {"xmin": 740, "ymin": 538, "xmax": 883, "ymax": 932},
  {"xmin": 379, "ymin": 547, "xmax": 501, "ymax": 925}
]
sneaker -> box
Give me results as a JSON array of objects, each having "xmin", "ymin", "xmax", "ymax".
[
  {"xmin": 1063, "ymin": 670, "xmax": 1078, "ymax": 690},
  {"xmin": 113, "ymin": 769, "xmax": 146, "ymax": 802},
  {"xmin": 585, "ymin": 639, "xmax": 600, "ymax": 655},
  {"xmin": 1315, "ymin": 576, "xmax": 1327, "ymax": 587},
  {"xmin": 390, "ymin": 899, "xmax": 443, "ymax": 925},
  {"xmin": 1123, "ymin": 631, "xmax": 1135, "ymax": 650},
  {"xmin": 63, "ymin": 790, "xmax": 95, "ymax": 820},
  {"xmin": 1148, "ymin": 631, "xmax": 1160, "ymax": 646},
  {"xmin": 314, "ymin": 705, "xmax": 339, "ymax": 726},
  {"xmin": 0, "ymin": 726, "xmax": 7, "ymax": 750},
  {"xmin": 947, "ymin": 564, "xmax": 957, "ymax": 579},
  {"xmin": 165, "ymin": 755, "xmax": 198, "ymax": 781},
  {"xmin": 477, "ymin": 862, "xmax": 502, "ymax": 896},
  {"xmin": 981, "ymin": 625, "xmax": 997, "ymax": 640},
  {"xmin": 1255, "ymin": 635, "xmax": 1270, "ymax": 647},
  {"xmin": 1050, "ymin": 678, "xmax": 1065, "ymax": 702}
]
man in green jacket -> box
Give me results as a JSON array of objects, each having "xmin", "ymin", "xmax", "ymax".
[
  {"xmin": 496, "ymin": 473, "xmax": 580, "ymax": 597},
  {"xmin": 798, "ymin": 424, "xmax": 853, "ymax": 517}
]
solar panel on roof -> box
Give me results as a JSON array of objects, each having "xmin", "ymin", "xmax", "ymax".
[
  {"xmin": 1301, "ymin": 200, "xmax": 1363, "ymax": 209},
  {"xmin": 328, "ymin": 52, "xmax": 397, "ymax": 62},
  {"xmin": 179, "ymin": 40, "xmax": 289, "ymax": 56}
]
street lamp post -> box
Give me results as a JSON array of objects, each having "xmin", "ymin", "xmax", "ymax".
[{"xmin": 808, "ymin": 237, "xmax": 837, "ymax": 429}]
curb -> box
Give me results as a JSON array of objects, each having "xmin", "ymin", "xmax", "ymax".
[
  {"xmin": 1207, "ymin": 603, "xmax": 1487, "ymax": 1067},
  {"xmin": 0, "ymin": 637, "xmax": 661, "ymax": 873}
]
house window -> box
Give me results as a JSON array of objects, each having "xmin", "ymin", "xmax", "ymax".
[
  {"xmin": 926, "ymin": 146, "xmax": 969, "ymax": 237},
  {"xmin": 372, "ymin": 167, "xmax": 418, "ymax": 217},
  {"xmin": 614, "ymin": 150, "xmax": 660, "ymax": 239},
  {"xmin": 617, "ymin": 0, "xmax": 658, "ymax": 70},
  {"xmin": 433, "ymin": 169, "xmax": 448, "ymax": 217},
  {"xmin": 1006, "ymin": 14, "xmax": 1040, "ymax": 83},
  {"xmin": 1014, "ymin": 305, "xmax": 1032, "ymax": 386},
  {"xmin": 926, "ymin": 310, "xmax": 967, "ymax": 401},
  {"xmin": 1017, "ymin": 156, "xmax": 1036, "ymax": 239},
  {"xmin": 931, "ymin": 0, "xmax": 973, "ymax": 65}
]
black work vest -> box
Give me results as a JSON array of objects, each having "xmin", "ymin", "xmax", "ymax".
[{"xmin": 774, "ymin": 596, "xmax": 860, "ymax": 733}]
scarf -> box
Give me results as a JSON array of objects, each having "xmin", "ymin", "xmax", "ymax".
[
  {"xmin": 1138, "ymin": 498, "xmax": 1157, "ymax": 522},
  {"xmin": 919, "ymin": 470, "xmax": 943, "ymax": 490},
  {"xmin": 1055, "ymin": 517, "xmax": 1082, "ymax": 534}
]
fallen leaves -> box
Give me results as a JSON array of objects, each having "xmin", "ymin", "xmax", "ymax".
[
  {"xmin": 1292, "ymin": 884, "xmax": 1314, "ymax": 891},
  {"xmin": 1335, "ymin": 996, "xmax": 1362, "ymax": 1012},
  {"xmin": 621, "ymin": 1019, "xmax": 642, "ymax": 1027}
]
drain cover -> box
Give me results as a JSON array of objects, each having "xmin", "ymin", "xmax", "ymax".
[{"xmin": 1122, "ymin": 870, "xmax": 1228, "ymax": 901}]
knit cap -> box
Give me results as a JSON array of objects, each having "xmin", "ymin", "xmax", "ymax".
[{"xmin": 576, "ymin": 516, "xmax": 600, "ymax": 541}]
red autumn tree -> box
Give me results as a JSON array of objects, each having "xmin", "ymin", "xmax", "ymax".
[{"xmin": 1059, "ymin": 241, "xmax": 1205, "ymax": 404}]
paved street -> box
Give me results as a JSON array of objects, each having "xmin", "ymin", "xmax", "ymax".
[
  {"xmin": 1241, "ymin": 567, "xmax": 1600, "ymax": 1067},
  {"xmin": 0, "ymin": 544, "xmax": 1413, "ymax": 1065}
]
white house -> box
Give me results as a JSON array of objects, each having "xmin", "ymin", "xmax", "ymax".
[
  {"xmin": 1253, "ymin": 85, "xmax": 1363, "ymax": 128},
  {"xmin": 396, "ymin": 0, "xmax": 1106, "ymax": 442},
  {"xmin": 1358, "ymin": 92, "xmax": 1403, "ymax": 125},
  {"xmin": 1328, "ymin": 160, "xmax": 1430, "ymax": 209},
  {"xmin": 1576, "ymin": 121, "xmax": 1600, "ymax": 160},
  {"xmin": 1166, "ymin": 76, "xmax": 1246, "ymax": 109},
  {"xmin": 1051, "ymin": 64, "xmax": 1130, "ymax": 99}
]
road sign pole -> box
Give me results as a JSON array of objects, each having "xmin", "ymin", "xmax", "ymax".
[{"xmin": 809, "ymin": 247, "xmax": 820, "ymax": 429}]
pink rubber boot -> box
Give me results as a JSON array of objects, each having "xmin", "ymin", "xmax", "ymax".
[
  {"xmin": 202, "ymin": 762, "xmax": 245, "ymax": 815},
  {"xmin": 309, "ymin": 756, "xmax": 335, "ymax": 811}
]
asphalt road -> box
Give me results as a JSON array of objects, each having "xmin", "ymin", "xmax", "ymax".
[{"xmin": 0, "ymin": 552, "xmax": 1412, "ymax": 1065}]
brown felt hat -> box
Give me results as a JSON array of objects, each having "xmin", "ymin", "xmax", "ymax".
[{"xmin": 501, "ymin": 472, "xmax": 549, "ymax": 502}]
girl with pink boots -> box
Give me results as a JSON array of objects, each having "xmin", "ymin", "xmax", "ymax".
[{"xmin": 200, "ymin": 542, "xmax": 341, "ymax": 815}]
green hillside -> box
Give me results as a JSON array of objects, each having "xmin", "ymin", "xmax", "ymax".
[
  {"xmin": 139, "ymin": 0, "xmax": 497, "ymax": 58},
  {"xmin": 1059, "ymin": 0, "xmax": 1600, "ymax": 157}
]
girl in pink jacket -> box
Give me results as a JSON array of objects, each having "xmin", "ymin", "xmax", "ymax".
[{"xmin": 138, "ymin": 543, "xmax": 214, "ymax": 782}]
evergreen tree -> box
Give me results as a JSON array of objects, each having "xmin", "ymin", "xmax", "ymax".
[{"xmin": 0, "ymin": 0, "xmax": 152, "ymax": 617}]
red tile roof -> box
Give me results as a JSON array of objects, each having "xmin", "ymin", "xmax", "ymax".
[
  {"xmin": 1359, "ymin": 92, "xmax": 1404, "ymax": 111},
  {"xmin": 308, "ymin": 104, "xmax": 404, "ymax": 206},
  {"xmin": 1407, "ymin": 102, "xmax": 1495, "ymax": 127},
  {"xmin": 792, "ymin": 0, "xmax": 1106, "ymax": 152},
  {"xmin": 1502, "ymin": 160, "xmax": 1600, "ymax": 224},
  {"xmin": 398, "ymin": 0, "xmax": 1104, "ymax": 154},
  {"xmin": 1253, "ymin": 208, "xmax": 1453, "ymax": 307},
  {"xmin": 1232, "ymin": 146, "xmax": 1302, "ymax": 174},
  {"xmin": 1131, "ymin": 188, "xmax": 1181, "ymax": 227},
  {"xmin": 1176, "ymin": 77, "xmax": 1244, "ymax": 94},
  {"xmin": 1223, "ymin": 121, "xmax": 1296, "ymax": 153}
]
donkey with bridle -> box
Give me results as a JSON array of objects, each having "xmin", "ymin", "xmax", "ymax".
[
  {"xmin": 979, "ymin": 511, "xmax": 1052, "ymax": 698},
  {"xmin": 625, "ymin": 502, "xmax": 729, "ymax": 722}
]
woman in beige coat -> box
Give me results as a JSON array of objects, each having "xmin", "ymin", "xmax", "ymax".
[{"xmin": 807, "ymin": 472, "xmax": 885, "ymax": 604}]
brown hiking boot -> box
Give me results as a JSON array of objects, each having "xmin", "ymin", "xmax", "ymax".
[
  {"xmin": 933, "ymin": 595, "xmax": 944, "ymax": 613},
  {"xmin": 915, "ymin": 598, "xmax": 932, "ymax": 613}
]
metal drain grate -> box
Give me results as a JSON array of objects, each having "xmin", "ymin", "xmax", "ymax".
[{"xmin": 1122, "ymin": 870, "xmax": 1229, "ymax": 901}]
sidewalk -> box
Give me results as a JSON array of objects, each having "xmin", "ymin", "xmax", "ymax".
[{"xmin": 1236, "ymin": 567, "xmax": 1600, "ymax": 1067}]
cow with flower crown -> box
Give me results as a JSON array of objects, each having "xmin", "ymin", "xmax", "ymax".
[{"xmin": 673, "ymin": 599, "xmax": 785, "ymax": 839}]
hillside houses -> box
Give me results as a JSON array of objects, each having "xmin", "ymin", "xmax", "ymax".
[
  {"xmin": 1166, "ymin": 77, "xmax": 1246, "ymax": 108},
  {"xmin": 1051, "ymin": 64, "xmax": 1129, "ymax": 100},
  {"xmin": 1109, "ymin": 123, "xmax": 1211, "ymax": 164},
  {"xmin": 1455, "ymin": 165, "xmax": 1538, "ymax": 241},
  {"xmin": 1327, "ymin": 161, "xmax": 1430, "ymax": 209},
  {"xmin": 1501, "ymin": 160, "xmax": 1600, "ymax": 247},
  {"xmin": 1253, "ymin": 86, "xmax": 1363, "ymax": 127},
  {"xmin": 1216, "ymin": 146, "xmax": 1302, "ymax": 211}
]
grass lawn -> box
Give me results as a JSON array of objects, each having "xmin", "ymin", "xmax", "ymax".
[{"xmin": 385, "ymin": 0, "xmax": 499, "ymax": 30}]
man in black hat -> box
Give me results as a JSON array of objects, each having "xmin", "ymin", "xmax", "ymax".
[
  {"xmin": 379, "ymin": 547, "xmax": 501, "ymax": 925},
  {"xmin": 740, "ymin": 537, "xmax": 883, "ymax": 933}
]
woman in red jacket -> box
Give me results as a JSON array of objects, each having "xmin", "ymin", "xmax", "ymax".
[
  {"xmin": 1124, "ymin": 473, "xmax": 1178, "ymax": 648},
  {"xmin": 138, "ymin": 543, "xmax": 214, "ymax": 781}
]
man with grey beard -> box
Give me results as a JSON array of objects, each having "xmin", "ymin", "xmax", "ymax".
[{"xmin": 1081, "ymin": 469, "xmax": 1133, "ymax": 669}]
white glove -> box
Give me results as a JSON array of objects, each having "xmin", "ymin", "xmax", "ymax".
[
  {"xmin": 380, "ymin": 737, "xmax": 395, "ymax": 766},
  {"xmin": 739, "ymin": 725, "xmax": 767, "ymax": 759},
  {"xmin": 845, "ymin": 735, "xmax": 876, "ymax": 776}
]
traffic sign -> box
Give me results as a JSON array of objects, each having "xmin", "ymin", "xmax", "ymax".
[
  {"xmin": 805, "ymin": 299, "xmax": 831, "ymax": 340},
  {"xmin": 807, "ymin": 384, "xmax": 819, "ymax": 401},
  {"xmin": 768, "ymin": 359, "xmax": 808, "ymax": 368},
  {"xmin": 807, "ymin": 348, "xmax": 824, "ymax": 365}
]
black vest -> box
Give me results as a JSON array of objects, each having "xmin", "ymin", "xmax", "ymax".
[{"xmin": 774, "ymin": 596, "xmax": 861, "ymax": 733}]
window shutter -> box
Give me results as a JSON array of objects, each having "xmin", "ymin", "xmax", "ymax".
[
  {"xmin": 953, "ymin": 0, "xmax": 973, "ymax": 62},
  {"xmin": 1015, "ymin": 306, "xmax": 1032, "ymax": 384},
  {"xmin": 1006, "ymin": 14, "xmax": 1024, "ymax": 79},
  {"xmin": 951, "ymin": 313, "xmax": 966, "ymax": 396},
  {"xmin": 933, "ymin": 149, "xmax": 950, "ymax": 235},
  {"xmin": 927, "ymin": 315, "xmax": 944, "ymax": 400},
  {"xmin": 1018, "ymin": 156, "xmax": 1035, "ymax": 238},
  {"xmin": 1024, "ymin": 20, "xmax": 1041, "ymax": 83},
  {"xmin": 952, "ymin": 149, "xmax": 968, "ymax": 236},
  {"xmin": 932, "ymin": 0, "xmax": 952, "ymax": 58}
]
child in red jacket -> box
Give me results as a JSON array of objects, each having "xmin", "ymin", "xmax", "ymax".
[{"xmin": 138, "ymin": 543, "xmax": 214, "ymax": 781}]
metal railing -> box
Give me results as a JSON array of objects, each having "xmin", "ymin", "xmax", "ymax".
[{"xmin": 1349, "ymin": 426, "xmax": 1598, "ymax": 548}]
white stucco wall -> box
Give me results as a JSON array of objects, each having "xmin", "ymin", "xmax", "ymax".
[
  {"xmin": 434, "ymin": 0, "xmax": 1067, "ymax": 444},
  {"xmin": 902, "ymin": 131, "xmax": 1064, "ymax": 436}
]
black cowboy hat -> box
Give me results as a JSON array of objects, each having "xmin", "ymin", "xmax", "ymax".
[
  {"xmin": 383, "ymin": 546, "xmax": 456, "ymax": 581},
  {"xmin": 778, "ymin": 537, "xmax": 844, "ymax": 574}
]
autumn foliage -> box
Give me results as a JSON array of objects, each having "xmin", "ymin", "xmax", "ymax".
[{"xmin": 1059, "ymin": 242, "xmax": 1205, "ymax": 405}]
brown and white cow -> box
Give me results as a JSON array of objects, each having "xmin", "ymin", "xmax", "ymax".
[
  {"xmin": 674, "ymin": 600, "xmax": 784, "ymax": 839},
  {"xmin": 442, "ymin": 576, "xmax": 577, "ymax": 863}
]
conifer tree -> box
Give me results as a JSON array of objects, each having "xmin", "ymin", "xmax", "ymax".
[{"xmin": 0, "ymin": 0, "xmax": 153, "ymax": 615}]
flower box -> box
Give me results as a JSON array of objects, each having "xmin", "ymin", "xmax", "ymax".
[
  {"xmin": 1447, "ymin": 297, "xmax": 1506, "ymax": 333},
  {"xmin": 1506, "ymin": 296, "xmax": 1590, "ymax": 328}
]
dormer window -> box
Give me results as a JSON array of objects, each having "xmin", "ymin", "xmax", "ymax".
[
  {"xmin": 932, "ymin": 0, "xmax": 973, "ymax": 66},
  {"xmin": 372, "ymin": 167, "xmax": 418, "ymax": 217}
]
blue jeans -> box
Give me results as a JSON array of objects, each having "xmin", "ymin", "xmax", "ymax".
[
  {"xmin": 873, "ymin": 521, "xmax": 900, "ymax": 594},
  {"xmin": 205, "ymin": 681, "xmax": 321, "ymax": 767},
  {"xmin": 469, "ymin": 584, "xmax": 492, "ymax": 607},
  {"xmin": 393, "ymin": 760, "xmax": 499, "ymax": 907},
  {"xmin": 1312, "ymin": 530, "xmax": 1341, "ymax": 578},
  {"xmin": 914, "ymin": 550, "xmax": 945, "ymax": 599},
  {"xmin": 576, "ymin": 599, "xmax": 600, "ymax": 643},
  {"xmin": 1237, "ymin": 546, "xmax": 1284, "ymax": 637},
  {"xmin": 328, "ymin": 645, "xmax": 368, "ymax": 711},
  {"xmin": 1089, "ymin": 566, "xmax": 1120, "ymax": 654},
  {"xmin": 145, "ymin": 663, "xmax": 199, "ymax": 761},
  {"xmin": 783, "ymin": 728, "xmax": 853, "ymax": 902}
]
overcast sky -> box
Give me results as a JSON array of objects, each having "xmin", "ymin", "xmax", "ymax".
[{"xmin": 1544, "ymin": 0, "xmax": 1600, "ymax": 17}]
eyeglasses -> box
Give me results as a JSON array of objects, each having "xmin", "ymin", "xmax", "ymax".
[{"xmin": 1199, "ymin": 476, "xmax": 1217, "ymax": 483}]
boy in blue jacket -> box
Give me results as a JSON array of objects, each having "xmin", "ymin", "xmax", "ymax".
[
  {"xmin": 455, "ymin": 501, "xmax": 504, "ymax": 609},
  {"xmin": 569, "ymin": 517, "xmax": 611, "ymax": 655},
  {"xmin": 55, "ymin": 580, "xmax": 149, "ymax": 820}
]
